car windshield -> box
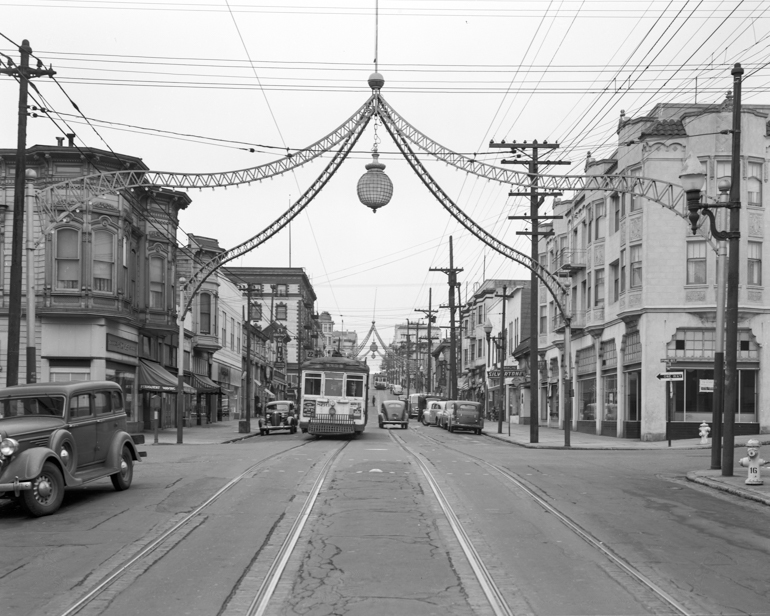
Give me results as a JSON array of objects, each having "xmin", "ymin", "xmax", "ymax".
[{"xmin": 0, "ymin": 396, "xmax": 66, "ymax": 419}]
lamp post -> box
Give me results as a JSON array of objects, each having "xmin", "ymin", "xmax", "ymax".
[
  {"xmin": 176, "ymin": 277, "xmax": 186, "ymax": 444},
  {"xmin": 679, "ymin": 63, "xmax": 742, "ymax": 475},
  {"xmin": 483, "ymin": 319, "xmax": 493, "ymax": 421}
]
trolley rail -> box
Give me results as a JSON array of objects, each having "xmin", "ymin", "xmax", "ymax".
[
  {"xmin": 54, "ymin": 440, "xmax": 342, "ymax": 616},
  {"xmin": 411, "ymin": 426, "xmax": 694, "ymax": 616}
]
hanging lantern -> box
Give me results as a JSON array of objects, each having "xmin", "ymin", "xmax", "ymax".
[
  {"xmin": 370, "ymin": 341, "xmax": 378, "ymax": 358},
  {"xmin": 357, "ymin": 152, "xmax": 393, "ymax": 213}
]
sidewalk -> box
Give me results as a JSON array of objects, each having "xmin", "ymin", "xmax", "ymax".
[
  {"xmin": 142, "ymin": 419, "xmax": 770, "ymax": 507},
  {"xmin": 144, "ymin": 418, "xmax": 256, "ymax": 446},
  {"xmin": 485, "ymin": 422, "xmax": 770, "ymax": 507}
]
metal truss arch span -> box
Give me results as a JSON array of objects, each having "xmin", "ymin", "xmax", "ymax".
[
  {"xmin": 180, "ymin": 100, "xmax": 375, "ymax": 313},
  {"xmin": 37, "ymin": 96, "xmax": 377, "ymax": 239},
  {"xmin": 377, "ymin": 101, "xmax": 569, "ymax": 318}
]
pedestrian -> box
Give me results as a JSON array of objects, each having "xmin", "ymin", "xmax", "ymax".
[{"xmin": 372, "ymin": 394, "xmax": 376, "ymax": 405}]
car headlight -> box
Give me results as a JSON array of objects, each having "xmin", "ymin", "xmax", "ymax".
[{"xmin": 0, "ymin": 438, "xmax": 19, "ymax": 457}]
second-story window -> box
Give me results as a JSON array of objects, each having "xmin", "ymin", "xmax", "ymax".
[
  {"xmin": 686, "ymin": 240, "xmax": 707, "ymax": 285},
  {"xmin": 55, "ymin": 228, "xmax": 80, "ymax": 290},
  {"xmin": 595, "ymin": 268, "xmax": 605, "ymax": 306},
  {"xmin": 748, "ymin": 241, "xmax": 762, "ymax": 285},
  {"xmin": 748, "ymin": 161, "xmax": 762, "ymax": 206},
  {"xmin": 149, "ymin": 257, "xmax": 165, "ymax": 309},
  {"xmin": 630, "ymin": 244, "xmax": 643, "ymax": 288},
  {"xmin": 222, "ymin": 311, "xmax": 227, "ymax": 346},
  {"xmin": 230, "ymin": 317, "xmax": 235, "ymax": 349},
  {"xmin": 93, "ymin": 230, "xmax": 114, "ymax": 292},
  {"xmin": 200, "ymin": 293, "xmax": 212, "ymax": 334},
  {"xmin": 276, "ymin": 303, "xmax": 287, "ymax": 320}
]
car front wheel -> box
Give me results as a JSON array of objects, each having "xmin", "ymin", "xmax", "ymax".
[
  {"xmin": 111, "ymin": 446, "xmax": 134, "ymax": 491},
  {"xmin": 23, "ymin": 462, "xmax": 65, "ymax": 517}
]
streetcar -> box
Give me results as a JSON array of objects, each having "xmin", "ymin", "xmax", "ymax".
[
  {"xmin": 373, "ymin": 373, "xmax": 387, "ymax": 390},
  {"xmin": 299, "ymin": 356, "xmax": 370, "ymax": 436}
]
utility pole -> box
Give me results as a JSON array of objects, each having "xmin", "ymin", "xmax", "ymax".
[
  {"xmin": 415, "ymin": 288, "xmax": 437, "ymax": 393},
  {"xmin": 431, "ymin": 236, "xmax": 463, "ymax": 399},
  {"xmin": 491, "ymin": 139, "xmax": 568, "ymax": 443},
  {"xmin": 244, "ymin": 284, "xmax": 253, "ymax": 433},
  {"xmin": 0, "ymin": 39, "xmax": 55, "ymax": 386},
  {"xmin": 405, "ymin": 320, "xmax": 412, "ymax": 401},
  {"xmin": 497, "ymin": 285, "xmax": 507, "ymax": 434}
]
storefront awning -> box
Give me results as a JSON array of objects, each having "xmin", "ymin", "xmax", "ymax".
[
  {"xmin": 188, "ymin": 372, "xmax": 221, "ymax": 393},
  {"xmin": 139, "ymin": 360, "xmax": 196, "ymax": 394},
  {"xmin": 264, "ymin": 389, "xmax": 276, "ymax": 399}
]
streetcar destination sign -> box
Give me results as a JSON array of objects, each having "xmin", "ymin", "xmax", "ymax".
[{"xmin": 656, "ymin": 371, "xmax": 684, "ymax": 381}]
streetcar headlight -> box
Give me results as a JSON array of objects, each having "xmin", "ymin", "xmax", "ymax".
[{"xmin": 0, "ymin": 438, "xmax": 19, "ymax": 457}]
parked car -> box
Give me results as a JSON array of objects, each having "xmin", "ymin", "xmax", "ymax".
[
  {"xmin": 417, "ymin": 394, "xmax": 446, "ymax": 422},
  {"xmin": 444, "ymin": 400, "xmax": 484, "ymax": 434},
  {"xmin": 258, "ymin": 401, "xmax": 297, "ymax": 435},
  {"xmin": 423, "ymin": 400, "xmax": 446, "ymax": 426},
  {"xmin": 0, "ymin": 380, "xmax": 144, "ymax": 517},
  {"xmin": 378, "ymin": 400, "xmax": 408, "ymax": 429}
]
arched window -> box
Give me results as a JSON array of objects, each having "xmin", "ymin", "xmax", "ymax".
[
  {"xmin": 55, "ymin": 228, "xmax": 80, "ymax": 290},
  {"xmin": 149, "ymin": 256, "xmax": 165, "ymax": 309},
  {"xmin": 200, "ymin": 293, "xmax": 212, "ymax": 334},
  {"xmin": 93, "ymin": 230, "xmax": 115, "ymax": 292}
]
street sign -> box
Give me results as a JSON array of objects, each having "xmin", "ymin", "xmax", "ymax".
[{"xmin": 656, "ymin": 371, "xmax": 683, "ymax": 381}]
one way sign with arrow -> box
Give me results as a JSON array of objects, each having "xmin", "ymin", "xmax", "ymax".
[{"xmin": 656, "ymin": 371, "xmax": 684, "ymax": 381}]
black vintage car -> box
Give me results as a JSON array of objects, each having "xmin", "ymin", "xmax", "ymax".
[
  {"xmin": 0, "ymin": 380, "xmax": 144, "ymax": 517},
  {"xmin": 378, "ymin": 400, "xmax": 408, "ymax": 429},
  {"xmin": 258, "ymin": 401, "xmax": 298, "ymax": 435}
]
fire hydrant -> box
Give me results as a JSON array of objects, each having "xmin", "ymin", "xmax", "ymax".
[
  {"xmin": 698, "ymin": 422, "xmax": 710, "ymax": 444},
  {"xmin": 739, "ymin": 439, "xmax": 767, "ymax": 485}
]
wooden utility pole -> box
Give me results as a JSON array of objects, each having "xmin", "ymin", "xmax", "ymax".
[
  {"xmin": 490, "ymin": 139, "xmax": 568, "ymax": 443},
  {"xmin": 430, "ymin": 237, "xmax": 463, "ymax": 399},
  {"xmin": 0, "ymin": 39, "xmax": 55, "ymax": 386},
  {"xmin": 415, "ymin": 288, "xmax": 438, "ymax": 393}
]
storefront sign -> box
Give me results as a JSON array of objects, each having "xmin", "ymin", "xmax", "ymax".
[
  {"xmin": 488, "ymin": 368, "xmax": 527, "ymax": 379},
  {"xmin": 699, "ymin": 379, "xmax": 714, "ymax": 393},
  {"xmin": 107, "ymin": 334, "xmax": 138, "ymax": 357}
]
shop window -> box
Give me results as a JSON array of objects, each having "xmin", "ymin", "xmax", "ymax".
[
  {"xmin": 630, "ymin": 244, "xmax": 642, "ymax": 288},
  {"xmin": 200, "ymin": 293, "xmax": 212, "ymax": 334},
  {"xmin": 149, "ymin": 256, "xmax": 165, "ymax": 309},
  {"xmin": 603, "ymin": 375, "xmax": 617, "ymax": 420},
  {"xmin": 686, "ymin": 240, "xmax": 707, "ymax": 285},
  {"xmin": 50, "ymin": 367, "xmax": 90, "ymax": 382},
  {"xmin": 625, "ymin": 371, "xmax": 641, "ymax": 421},
  {"xmin": 93, "ymin": 230, "xmax": 115, "ymax": 292},
  {"xmin": 579, "ymin": 378, "xmax": 596, "ymax": 420},
  {"xmin": 747, "ymin": 161, "xmax": 762, "ymax": 205},
  {"xmin": 55, "ymin": 228, "xmax": 80, "ymax": 290},
  {"xmin": 748, "ymin": 241, "xmax": 762, "ymax": 285}
]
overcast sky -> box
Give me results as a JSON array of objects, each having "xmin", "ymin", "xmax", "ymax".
[{"xmin": 2, "ymin": 1, "xmax": 769, "ymax": 353}]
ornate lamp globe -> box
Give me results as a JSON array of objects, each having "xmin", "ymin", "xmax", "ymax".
[{"xmin": 357, "ymin": 151, "xmax": 393, "ymax": 213}]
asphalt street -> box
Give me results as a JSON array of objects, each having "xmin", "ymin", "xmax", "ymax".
[{"xmin": 1, "ymin": 389, "xmax": 768, "ymax": 616}]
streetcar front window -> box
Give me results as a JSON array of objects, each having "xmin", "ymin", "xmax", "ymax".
[
  {"xmin": 304, "ymin": 372, "xmax": 322, "ymax": 395},
  {"xmin": 324, "ymin": 372, "xmax": 344, "ymax": 397},
  {"xmin": 346, "ymin": 376, "xmax": 364, "ymax": 398}
]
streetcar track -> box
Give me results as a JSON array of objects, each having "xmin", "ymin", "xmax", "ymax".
[
  {"xmin": 411, "ymin": 425, "xmax": 694, "ymax": 616},
  {"xmin": 55, "ymin": 439, "xmax": 322, "ymax": 616},
  {"xmin": 388, "ymin": 429, "xmax": 514, "ymax": 616}
]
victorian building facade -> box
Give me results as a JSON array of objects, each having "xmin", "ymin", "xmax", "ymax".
[
  {"xmin": 0, "ymin": 138, "xmax": 190, "ymax": 433},
  {"xmin": 536, "ymin": 98, "xmax": 770, "ymax": 441}
]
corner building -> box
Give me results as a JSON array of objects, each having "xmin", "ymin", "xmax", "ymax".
[{"xmin": 539, "ymin": 96, "xmax": 769, "ymax": 441}]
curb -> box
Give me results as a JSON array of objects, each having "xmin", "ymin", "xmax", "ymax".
[
  {"xmin": 686, "ymin": 471, "xmax": 770, "ymax": 507},
  {"xmin": 483, "ymin": 431, "xmax": 710, "ymax": 451}
]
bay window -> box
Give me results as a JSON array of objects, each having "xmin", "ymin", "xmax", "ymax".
[{"xmin": 55, "ymin": 228, "xmax": 80, "ymax": 290}]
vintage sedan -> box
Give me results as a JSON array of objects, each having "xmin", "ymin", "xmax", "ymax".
[
  {"xmin": 378, "ymin": 400, "xmax": 408, "ymax": 429},
  {"xmin": 0, "ymin": 380, "xmax": 144, "ymax": 517},
  {"xmin": 444, "ymin": 400, "xmax": 484, "ymax": 434},
  {"xmin": 423, "ymin": 400, "xmax": 446, "ymax": 427},
  {"xmin": 258, "ymin": 401, "xmax": 297, "ymax": 435}
]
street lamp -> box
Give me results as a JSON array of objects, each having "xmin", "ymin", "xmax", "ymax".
[
  {"xmin": 483, "ymin": 319, "xmax": 493, "ymax": 421},
  {"xmin": 680, "ymin": 154, "xmax": 735, "ymax": 472}
]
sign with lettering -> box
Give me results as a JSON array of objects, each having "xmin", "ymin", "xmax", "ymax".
[{"xmin": 106, "ymin": 334, "xmax": 138, "ymax": 357}]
